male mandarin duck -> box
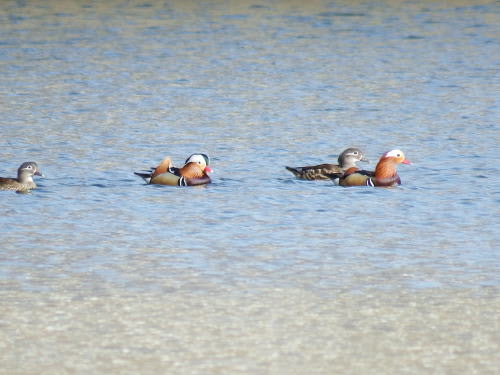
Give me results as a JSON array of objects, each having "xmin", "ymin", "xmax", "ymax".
[
  {"xmin": 338, "ymin": 149, "xmax": 410, "ymax": 187},
  {"xmin": 286, "ymin": 147, "xmax": 369, "ymax": 180},
  {"xmin": 134, "ymin": 153, "xmax": 212, "ymax": 186},
  {"xmin": 0, "ymin": 162, "xmax": 43, "ymax": 193}
]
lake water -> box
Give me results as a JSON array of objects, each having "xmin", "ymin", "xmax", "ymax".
[{"xmin": 1, "ymin": 0, "xmax": 499, "ymax": 373}]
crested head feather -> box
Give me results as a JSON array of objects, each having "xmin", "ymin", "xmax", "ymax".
[
  {"xmin": 185, "ymin": 153, "xmax": 210, "ymax": 167},
  {"xmin": 382, "ymin": 149, "xmax": 406, "ymax": 162}
]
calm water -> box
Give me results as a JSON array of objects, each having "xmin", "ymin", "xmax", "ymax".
[{"xmin": 1, "ymin": 0, "xmax": 499, "ymax": 373}]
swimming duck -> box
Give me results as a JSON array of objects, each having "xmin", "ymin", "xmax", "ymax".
[
  {"xmin": 0, "ymin": 162, "xmax": 43, "ymax": 193},
  {"xmin": 285, "ymin": 147, "xmax": 369, "ymax": 180},
  {"xmin": 338, "ymin": 149, "xmax": 410, "ymax": 187},
  {"xmin": 134, "ymin": 153, "xmax": 213, "ymax": 186}
]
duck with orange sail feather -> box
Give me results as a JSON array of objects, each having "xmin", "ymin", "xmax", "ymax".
[
  {"xmin": 135, "ymin": 154, "xmax": 212, "ymax": 186},
  {"xmin": 338, "ymin": 150, "xmax": 410, "ymax": 187}
]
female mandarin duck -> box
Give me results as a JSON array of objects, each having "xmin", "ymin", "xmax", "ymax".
[
  {"xmin": 0, "ymin": 162, "xmax": 43, "ymax": 193},
  {"xmin": 135, "ymin": 153, "xmax": 212, "ymax": 186},
  {"xmin": 286, "ymin": 147, "xmax": 369, "ymax": 180},
  {"xmin": 338, "ymin": 149, "xmax": 410, "ymax": 187}
]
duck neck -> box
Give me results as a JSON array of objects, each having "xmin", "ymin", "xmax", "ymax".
[
  {"xmin": 18, "ymin": 172, "xmax": 34, "ymax": 184},
  {"xmin": 372, "ymin": 159, "xmax": 401, "ymax": 186},
  {"xmin": 375, "ymin": 159, "xmax": 398, "ymax": 179},
  {"xmin": 340, "ymin": 158, "xmax": 355, "ymax": 169},
  {"xmin": 180, "ymin": 163, "xmax": 204, "ymax": 178}
]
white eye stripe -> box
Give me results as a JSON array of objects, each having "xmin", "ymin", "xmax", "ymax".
[{"xmin": 385, "ymin": 149, "xmax": 404, "ymax": 158}]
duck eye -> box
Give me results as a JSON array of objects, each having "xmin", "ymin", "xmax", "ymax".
[
  {"xmin": 397, "ymin": 154, "xmax": 401, "ymax": 157},
  {"xmin": 353, "ymin": 151, "xmax": 358, "ymax": 155}
]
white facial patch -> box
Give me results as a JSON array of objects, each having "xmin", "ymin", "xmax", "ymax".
[
  {"xmin": 186, "ymin": 154, "xmax": 206, "ymax": 166},
  {"xmin": 384, "ymin": 149, "xmax": 404, "ymax": 158}
]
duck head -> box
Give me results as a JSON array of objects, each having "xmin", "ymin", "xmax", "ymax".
[
  {"xmin": 338, "ymin": 147, "xmax": 369, "ymax": 168},
  {"xmin": 184, "ymin": 153, "xmax": 213, "ymax": 173},
  {"xmin": 18, "ymin": 162, "xmax": 43, "ymax": 181},
  {"xmin": 373, "ymin": 149, "xmax": 410, "ymax": 184},
  {"xmin": 380, "ymin": 150, "xmax": 411, "ymax": 165}
]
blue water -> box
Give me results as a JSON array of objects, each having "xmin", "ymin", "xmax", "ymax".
[
  {"xmin": 0, "ymin": 0, "xmax": 499, "ymax": 372},
  {"xmin": 3, "ymin": 0, "xmax": 498, "ymax": 293}
]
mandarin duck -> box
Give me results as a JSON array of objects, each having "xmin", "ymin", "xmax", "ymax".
[
  {"xmin": 286, "ymin": 147, "xmax": 369, "ymax": 180},
  {"xmin": 135, "ymin": 153, "xmax": 212, "ymax": 186},
  {"xmin": 0, "ymin": 162, "xmax": 43, "ymax": 193},
  {"xmin": 338, "ymin": 149, "xmax": 410, "ymax": 187}
]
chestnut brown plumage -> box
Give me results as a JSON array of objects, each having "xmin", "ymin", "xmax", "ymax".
[
  {"xmin": 134, "ymin": 154, "xmax": 212, "ymax": 187},
  {"xmin": 339, "ymin": 150, "xmax": 410, "ymax": 187}
]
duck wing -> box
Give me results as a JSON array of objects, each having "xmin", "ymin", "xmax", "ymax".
[
  {"xmin": 286, "ymin": 163, "xmax": 342, "ymax": 180},
  {"xmin": 0, "ymin": 177, "xmax": 25, "ymax": 191},
  {"xmin": 350, "ymin": 169, "xmax": 375, "ymax": 177},
  {"xmin": 151, "ymin": 157, "xmax": 173, "ymax": 178}
]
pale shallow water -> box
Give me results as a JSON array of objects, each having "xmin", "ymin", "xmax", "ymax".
[{"xmin": 0, "ymin": 0, "xmax": 499, "ymax": 373}]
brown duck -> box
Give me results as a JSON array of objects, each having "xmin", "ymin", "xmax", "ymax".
[
  {"xmin": 135, "ymin": 153, "xmax": 212, "ymax": 186},
  {"xmin": 286, "ymin": 147, "xmax": 369, "ymax": 180},
  {"xmin": 0, "ymin": 162, "xmax": 43, "ymax": 193},
  {"xmin": 339, "ymin": 149, "xmax": 410, "ymax": 187}
]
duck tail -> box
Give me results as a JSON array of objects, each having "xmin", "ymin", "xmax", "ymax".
[
  {"xmin": 134, "ymin": 171, "xmax": 152, "ymax": 183},
  {"xmin": 285, "ymin": 166, "xmax": 302, "ymax": 177}
]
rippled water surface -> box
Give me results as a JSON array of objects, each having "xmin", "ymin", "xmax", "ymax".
[{"xmin": 1, "ymin": 0, "xmax": 499, "ymax": 373}]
